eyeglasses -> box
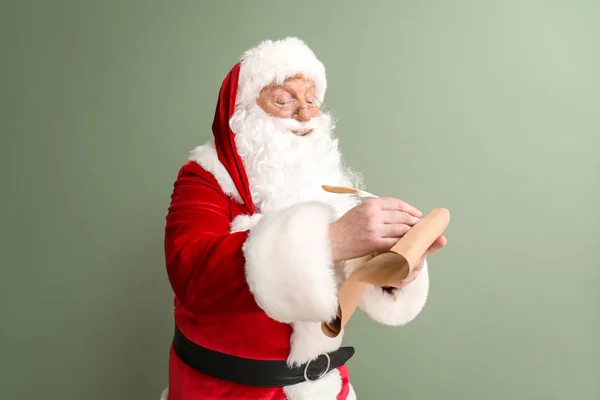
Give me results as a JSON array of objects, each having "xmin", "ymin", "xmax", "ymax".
[{"xmin": 261, "ymin": 97, "xmax": 325, "ymax": 118}]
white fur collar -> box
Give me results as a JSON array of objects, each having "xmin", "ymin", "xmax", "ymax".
[{"xmin": 188, "ymin": 138, "xmax": 243, "ymax": 204}]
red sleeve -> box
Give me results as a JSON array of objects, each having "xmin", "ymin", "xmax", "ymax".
[
  {"xmin": 165, "ymin": 163, "xmax": 343, "ymax": 324},
  {"xmin": 164, "ymin": 162, "xmax": 248, "ymax": 313}
]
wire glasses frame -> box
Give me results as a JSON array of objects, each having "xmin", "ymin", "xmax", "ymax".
[{"xmin": 261, "ymin": 97, "xmax": 325, "ymax": 118}]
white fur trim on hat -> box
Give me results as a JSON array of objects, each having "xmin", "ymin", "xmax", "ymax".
[{"xmin": 236, "ymin": 37, "xmax": 327, "ymax": 110}]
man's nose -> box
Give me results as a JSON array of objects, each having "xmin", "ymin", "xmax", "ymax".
[
  {"xmin": 294, "ymin": 98, "xmax": 313, "ymax": 122},
  {"xmin": 295, "ymin": 106, "xmax": 312, "ymax": 122}
]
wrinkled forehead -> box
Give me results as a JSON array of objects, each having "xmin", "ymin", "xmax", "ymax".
[{"xmin": 261, "ymin": 75, "xmax": 316, "ymax": 94}]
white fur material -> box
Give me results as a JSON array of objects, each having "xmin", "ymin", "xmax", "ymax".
[
  {"xmin": 237, "ymin": 37, "xmax": 327, "ymax": 110},
  {"xmin": 287, "ymin": 321, "xmax": 344, "ymax": 366},
  {"xmin": 242, "ymin": 201, "xmax": 339, "ymax": 324},
  {"xmin": 188, "ymin": 138, "xmax": 243, "ymax": 204},
  {"xmin": 345, "ymin": 258, "xmax": 430, "ymax": 326},
  {"xmin": 284, "ymin": 368, "xmax": 342, "ymax": 400},
  {"xmin": 347, "ymin": 385, "xmax": 357, "ymax": 400},
  {"xmin": 283, "ymin": 320, "xmax": 348, "ymax": 399},
  {"xmin": 159, "ymin": 387, "xmax": 168, "ymax": 400},
  {"xmin": 230, "ymin": 213, "xmax": 263, "ymax": 233}
]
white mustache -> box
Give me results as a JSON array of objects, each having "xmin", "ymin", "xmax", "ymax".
[{"xmin": 269, "ymin": 113, "xmax": 330, "ymax": 132}]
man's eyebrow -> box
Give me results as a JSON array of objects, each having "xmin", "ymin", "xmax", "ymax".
[
  {"xmin": 269, "ymin": 86, "xmax": 294, "ymax": 97},
  {"xmin": 279, "ymin": 84, "xmax": 316, "ymax": 96},
  {"xmin": 265, "ymin": 81, "xmax": 316, "ymax": 100}
]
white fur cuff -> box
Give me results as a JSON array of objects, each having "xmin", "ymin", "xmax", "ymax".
[
  {"xmin": 359, "ymin": 260, "xmax": 430, "ymax": 326},
  {"xmin": 242, "ymin": 201, "xmax": 339, "ymax": 324}
]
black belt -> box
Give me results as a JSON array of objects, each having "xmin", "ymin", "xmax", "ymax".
[{"xmin": 172, "ymin": 325, "xmax": 355, "ymax": 387}]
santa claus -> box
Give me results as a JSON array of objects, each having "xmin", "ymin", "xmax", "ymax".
[{"xmin": 160, "ymin": 37, "xmax": 447, "ymax": 400}]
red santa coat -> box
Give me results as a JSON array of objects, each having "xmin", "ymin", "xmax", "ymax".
[
  {"xmin": 162, "ymin": 39, "xmax": 431, "ymax": 400},
  {"xmin": 166, "ymin": 158, "xmax": 355, "ymax": 400}
]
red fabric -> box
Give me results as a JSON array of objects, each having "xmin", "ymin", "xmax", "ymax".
[
  {"xmin": 336, "ymin": 365, "xmax": 350, "ymax": 400},
  {"xmin": 211, "ymin": 62, "xmax": 255, "ymax": 215},
  {"xmin": 164, "ymin": 64, "xmax": 351, "ymax": 399},
  {"xmin": 164, "ymin": 161, "xmax": 291, "ymax": 399}
]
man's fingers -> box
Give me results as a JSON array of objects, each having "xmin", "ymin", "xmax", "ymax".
[
  {"xmin": 412, "ymin": 257, "xmax": 425, "ymax": 273},
  {"xmin": 433, "ymin": 235, "xmax": 447, "ymax": 249},
  {"xmin": 381, "ymin": 210, "xmax": 420, "ymax": 225},
  {"xmin": 376, "ymin": 197, "xmax": 422, "ymax": 217},
  {"xmin": 375, "ymin": 238, "xmax": 400, "ymax": 252},
  {"xmin": 376, "ymin": 233, "xmax": 447, "ymax": 258},
  {"xmin": 380, "ymin": 223, "xmax": 411, "ymax": 239},
  {"xmin": 425, "ymin": 235, "xmax": 447, "ymax": 255},
  {"xmin": 401, "ymin": 259, "xmax": 425, "ymax": 286}
]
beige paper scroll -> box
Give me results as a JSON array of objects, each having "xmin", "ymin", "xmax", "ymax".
[{"xmin": 321, "ymin": 207, "xmax": 450, "ymax": 338}]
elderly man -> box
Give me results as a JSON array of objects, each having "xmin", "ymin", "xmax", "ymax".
[{"xmin": 161, "ymin": 37, "xmax": 446, "ymax": 400}]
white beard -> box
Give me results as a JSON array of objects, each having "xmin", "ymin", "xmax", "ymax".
[{"xmin": 230, "ymin": 105, "xmax": 363, "ymax": 217}]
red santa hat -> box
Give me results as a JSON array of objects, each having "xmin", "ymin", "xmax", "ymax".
[{"xmin": 210, "ymin": 37, "xmax": 327, "ymax": 215}]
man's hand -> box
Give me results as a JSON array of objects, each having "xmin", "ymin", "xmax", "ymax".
[
  {"xmin": 399, "ymin": 234, "xmax": 447, "ymax": 287},
  {"xmin": 329, "ymin": 197, "xmax": 424, "ymax": 263}
]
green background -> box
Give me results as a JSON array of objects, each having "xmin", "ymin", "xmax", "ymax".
[{"xmin": 2, "ymin": 1, "xmax": 599, "ymax": 399}]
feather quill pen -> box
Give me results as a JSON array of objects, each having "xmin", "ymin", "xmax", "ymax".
[{"xmin": 321, "ymin": 185, "xmax": 379, "ymax": 199}]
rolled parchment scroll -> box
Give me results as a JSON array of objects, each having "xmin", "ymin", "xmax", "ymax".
[{"xmin": 320, "ymin": 199, "xmax": 450, "ymax": 338}]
